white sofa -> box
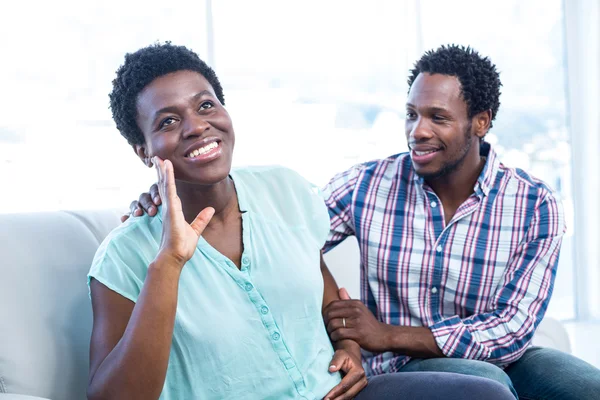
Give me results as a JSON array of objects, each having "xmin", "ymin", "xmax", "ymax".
[{"xmin": 0, "ymin": 210, "xmax": 571, "ymax": 400}]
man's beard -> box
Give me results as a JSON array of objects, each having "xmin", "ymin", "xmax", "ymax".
[{"xmin": 417, "ymin": 123, "xmax": 474, "ymax": 181}]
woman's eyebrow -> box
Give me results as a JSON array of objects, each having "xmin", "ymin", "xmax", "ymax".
[
  {"xmin": 191, "ymin": 90, "xmax": 214, "ymax": 102},
  {"xmin": 152, "ymin": 91, "xmax": 215, "ymax": 121}
]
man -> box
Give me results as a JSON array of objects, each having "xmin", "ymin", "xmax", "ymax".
[
  {"xmin": 127, "ymin": 45, "xmax": 600, "ymax": 399},
  {"xmin": 320, "ymin": 45, "xmax": 600, "ymax": 399}
]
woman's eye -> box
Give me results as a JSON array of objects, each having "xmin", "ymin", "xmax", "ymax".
[
  {"xmin": 406, "ymin": 111, "xmax": 416, "ymax": 119},
  {"xmin": 199, "ymin": 101, "xmax": 214, "ymax": 111},
  {"xmin": 160, "ymin": 117, "xmax": 176, "ymax": 128}
]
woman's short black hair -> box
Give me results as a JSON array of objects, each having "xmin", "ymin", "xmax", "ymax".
[
  {"xmin": 408, "ymin": 44, "xmax": 502, "ymax": 127},
  {"xmin": 109, "ymin": 42, "xmax": 225, "ymax": 145}
]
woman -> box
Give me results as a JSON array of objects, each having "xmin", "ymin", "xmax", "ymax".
[{"xmin": 87, "ymin": 42, "xmax": 515, "ymax": 400}]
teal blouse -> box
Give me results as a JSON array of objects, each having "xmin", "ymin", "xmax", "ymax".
[{"xmin": 88, "ymin": 166, "xmax": 341, "ymax": 399}]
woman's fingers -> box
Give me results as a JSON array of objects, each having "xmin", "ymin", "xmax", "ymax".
[
  {"xmin": 328, "ymin": 350, "xmax": 347, "ymax": 373},
  {"xmin": 153, "ymin": 157, "xmax": 166, "ymax": 204},
  {"xmin": 163, "ymin": 159, "xmax": 178, "ymax": 202},
  {"xmin": 332, "ymin": 375, "xmax": 368, "ymax": 400}
]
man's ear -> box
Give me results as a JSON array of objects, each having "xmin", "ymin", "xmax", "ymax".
[
  {"xmin": 473, "ymin": 109, "xmax": 492, "ymax": 139},
  {"xmin": 133, "ymin": 144, "xmax": 153, "ymax": 168}
]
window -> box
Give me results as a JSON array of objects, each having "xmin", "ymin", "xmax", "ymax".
[
  {"xmin": 212, "ymin": 0, "xmax": 575, "ymax": 319},
  {"xmin": 0, "ymin": 0, "xmax": 208, "ymax": 212},
  {"xmin": 2, "ymin": 0, "xmax": 575, "ymax": 319},
  {"xmin": 212, "ymin": 0, "xmax": 416, "ymax": 185},
  {"xmin": 418, "ymin": 0, "xmax": 574, "ymax": 319}
]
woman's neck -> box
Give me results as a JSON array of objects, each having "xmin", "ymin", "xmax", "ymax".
[{"xmin": 175, "ymin": 176, "xmax": 239, "ymax": 225}]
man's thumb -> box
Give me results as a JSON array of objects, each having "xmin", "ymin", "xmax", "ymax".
[{"xmin": 339, "ymin": 287, "xmax": 351, "ymax": 300}]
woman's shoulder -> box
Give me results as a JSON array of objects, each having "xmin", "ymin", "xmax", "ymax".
[
  {"xmin": 100, "ymin": 213, "xmax": 160, "ymax": 251},
  {"xmin": 231, "ymin": 165, "xmax": 327, "ymax": 224},
  {"xmin": 232, "ymin": 165, "xmax": 317, "ymax": 198},
  {"xmin": 90, "ymin": 214, "xmax": 160, "ymax": 275},
  {"xmin": 88, "ymin": 213, "xmax": 160, "ymax": 302},
  {"xmin": 231, "ymin": 165, "xmax": 307, "ymax": 184}
]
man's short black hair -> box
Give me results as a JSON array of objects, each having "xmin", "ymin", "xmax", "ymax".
[
  {"xmin": 109, "ymin": 42, "xmax": 225, "ymax": 145},
  {"xmin": 408, "ymin": 44, "xmax": 501, "ymax": 127}
]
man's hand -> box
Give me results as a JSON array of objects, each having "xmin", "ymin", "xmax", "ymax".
[
  {"xmin": 324, "ymin": 288, "xmax": 391, "ymax": 353},
  {"xmin": 323, "ymin": 349, "xmax": 367, "ymax": 400},
  {"xmin": 121, "ymin": 183, "xmax": 162, "ymax": 222}
]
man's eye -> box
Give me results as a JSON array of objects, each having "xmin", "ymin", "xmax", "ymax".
[
  {"xmin": 432, "ymin": 115, "xmax": 445, "ymax": 121},
  {"xmin": 199, "ymin": 101, "xmax": 214, "ymax": 111}
]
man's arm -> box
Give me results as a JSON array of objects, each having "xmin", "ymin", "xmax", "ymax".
[
  {"xmin": 321, "ymin": 167, "xmax": 360, "ymax": 252},
  {"xmin": 428, "ymin": 194, "xmax": 565, "ymax": 364},
  {"xmin": 321, "ymin": 254, "xmax": 362, "ymax": 358},
  {"xmin": 320, "ymin": 253, "xmax": 367, "ymax": 400},
  {"xmin": 323, "ymin": 291, "xmax": 444, "ymax": 358},
  {"xmin": 325, "ymin": 194, "xmax": 565, "ymax": 365}
]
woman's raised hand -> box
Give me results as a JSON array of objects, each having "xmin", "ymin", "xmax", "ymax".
[{"xmin": 154, "ymin": 156, "xmax": 214, "ymax": 267}]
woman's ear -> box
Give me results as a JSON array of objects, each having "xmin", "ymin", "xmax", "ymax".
[{"xmin": 133, "ymin": 144, "xmax": 153, "ymax": 167}]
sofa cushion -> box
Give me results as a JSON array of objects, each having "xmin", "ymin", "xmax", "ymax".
[
  {"xmin": 0, "ymin": 210, "xmax": 121, "ymax": 399},
  {"xmin": 0, "ymin": 394, "xmax": 51, "ymax": 400}
]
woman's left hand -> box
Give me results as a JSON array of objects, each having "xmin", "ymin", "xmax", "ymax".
[{"xmin": 323, "ymin": 349, "xmax": 367, "ymax": 400}]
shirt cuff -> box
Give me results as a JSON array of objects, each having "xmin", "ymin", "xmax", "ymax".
[{"xmin": 429, "ymin": 316, "xmax": 491, "ymax": 360}]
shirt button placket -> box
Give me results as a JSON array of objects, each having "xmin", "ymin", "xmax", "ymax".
[{"xmin": 241, "ymin": 256, "xmax": 251, "ymax": 269}]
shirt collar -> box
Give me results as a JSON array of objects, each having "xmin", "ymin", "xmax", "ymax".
[
  {"xmin": 412, "ymin": 141, "xmax": 500, "ymax": 197},
  {"xmin": 476, "ymin": 141, "xmax": 500, "ymax": 196}
]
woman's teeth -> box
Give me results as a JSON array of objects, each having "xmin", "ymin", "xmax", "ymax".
[{"xmin": 187, "ymin": 142, "xmax": 218, "ymax": 158}]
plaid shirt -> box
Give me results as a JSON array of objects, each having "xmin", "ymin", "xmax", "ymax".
[{"xmin": 322, "ymin": 143, "xmax": 565, "ymax": 375}]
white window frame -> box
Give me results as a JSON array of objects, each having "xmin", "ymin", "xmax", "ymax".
[{"xmin": 564, "ymin": 0, "xmax": 600, "ymax": 321}]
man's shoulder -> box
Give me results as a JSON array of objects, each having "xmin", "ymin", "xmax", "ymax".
[
  {"xmin": 497, "ymin": 163, "xmax": 560, "ymax": 203},
  {"xmin": 326, "ymin": 152, "xmax": 412, "ymax": 188},
  {"xmin": 352, "ymin": 152, "xmax": 410, "ymax": 174}
]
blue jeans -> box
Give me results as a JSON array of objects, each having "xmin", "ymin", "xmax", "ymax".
[
  {"xmin": 398, "ymin": 346, "xmax": 600, "ymax": 400},
  {"xmin": 355, "ymin": 371, "xmax": 514, "ymax": 400}
]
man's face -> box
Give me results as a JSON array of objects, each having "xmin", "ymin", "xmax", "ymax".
[{"xmin": 405, "ymin": 73, "xmax": 476, "ymax": 179}]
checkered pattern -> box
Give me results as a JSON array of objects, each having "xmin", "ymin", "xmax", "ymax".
[{"xmin": 322, "ymin": 143, "xmax": 566, "ymax": 374}]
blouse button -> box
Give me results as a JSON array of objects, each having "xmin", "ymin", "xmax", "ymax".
[{"xmin": 242, "ymin": 256, "xmax": 250, "ymax": 267}]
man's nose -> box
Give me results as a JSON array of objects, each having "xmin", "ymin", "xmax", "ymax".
[{"xmin": 407, "ymin": 117, "xmax": 433, "ymax": 143}]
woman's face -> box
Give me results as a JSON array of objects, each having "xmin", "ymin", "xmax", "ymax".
[{"xmin": 135, "ymin": 70, "xmax": 234, "ymax": 185}]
